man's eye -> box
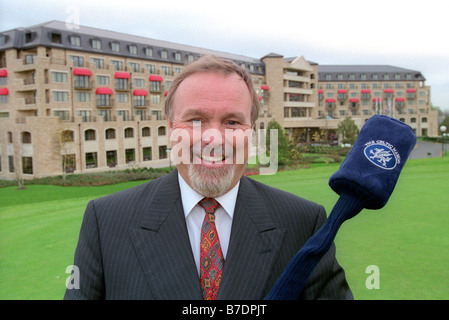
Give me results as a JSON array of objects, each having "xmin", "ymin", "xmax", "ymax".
[{"xmin": 227, "ymin": 120, "xmax": 237, "ymax": 125}]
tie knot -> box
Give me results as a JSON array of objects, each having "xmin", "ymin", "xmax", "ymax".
[{"xmin": 198, "ymin": 198, "xmax": 220, "ymax": 214}]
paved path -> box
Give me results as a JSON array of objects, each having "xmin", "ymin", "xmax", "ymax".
[{"xmin": 409, "ymin": 140, "xmax": 449, "ymax": 159}]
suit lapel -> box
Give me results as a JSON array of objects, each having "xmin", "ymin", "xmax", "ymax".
[
  {"xmin": 217, "ymin": 176, "xmax": 285, "ymax": 299},
  {"xmin": 129, "ymin": 170, "xmax": 202, "ymax": 299}
]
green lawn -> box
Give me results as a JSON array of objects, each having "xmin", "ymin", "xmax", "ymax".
[{"xmin": 1, "ymin": 158, "xmax": 448, "ymax": 299}]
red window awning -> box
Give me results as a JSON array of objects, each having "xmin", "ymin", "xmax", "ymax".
[
  {"xmin": 133, "ymin": 89, "xmax": 148, "ymax": 96},
  {"xmin": 261, "ymin": 85, "xmax": 269, "ymax": 90},
  {"xmin": 0, "ymin": 88, "xmax": 9, "ymax": 95},
  {"xmin": 325, "ymin": 98, "xmax": 336, "ymax": 103},
  {"xmin": 115, "ymin": 72, "xmax": 131, "ymax": 79},
  {"xmin": 96, "ymin": 87, "xmax": 113, "ymax": 95},
  {"xmin": 149, "ymin": 75, "xmax": 163, "ymax": 82},
  {"xmin": 0, "ymin": 69, "xmax": 7, "ymax": 77},
  {"xmin": 384, "ymin": 89, "xmax": 394, "ymax": 93},
  {"xmin": 361, "ymin": 89, "xmax": 371, "ymax": 94},
  {"xmin": 349, "ymin": 98, "xmax": 359, "ymax": 103},
  {"xmin": 396, "ymin": 97, "xmax": 405, "ymax": 101},
  {"xmin": 73, "ymin": 68, "xmax": 92, "ymax": 76},
  {"xmin": 406, "ymin": 89, "xmax": 417, "ymax": 93},
  {"xmin": 257, "ymin": 96, "xmax": 262, "ymax": 101},
  {"xmin": 337, "ymin": 89, "xmax": 347, "ymax": 94},
  {"xmin": 318, "ymin": 90, "xmax": 324, "ymax": 94},
  {"xmin": 373, "ymin": 98, "xmax": 382, "ymax": 102}
]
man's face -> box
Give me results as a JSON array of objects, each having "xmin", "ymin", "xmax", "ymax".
[{"xmin": 167, "ymin": 71, "xmax": 253, "ymax": 198}]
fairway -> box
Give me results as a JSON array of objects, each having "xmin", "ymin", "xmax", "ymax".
[{"xmin": 1, "ymin": 158, "xmax": 448, "ymax": 299}]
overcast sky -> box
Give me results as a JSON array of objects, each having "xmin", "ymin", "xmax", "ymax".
[{"xmin": 1, "ymin": 0, "xmax": 448, "ymax": 112}]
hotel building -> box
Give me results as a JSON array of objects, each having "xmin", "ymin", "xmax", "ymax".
[{"xmin": 0, "ymin": 21, "xmax": 439, "ymax": 179}]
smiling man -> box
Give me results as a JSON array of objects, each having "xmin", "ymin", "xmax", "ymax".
[{"xmin": 64, "ymin": 55, "xmax": 352, "ymax": 300}]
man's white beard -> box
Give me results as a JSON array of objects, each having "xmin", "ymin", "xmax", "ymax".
[{"xmin": 188, "ymin": 163, "xmax": 235, "ymax": 198}]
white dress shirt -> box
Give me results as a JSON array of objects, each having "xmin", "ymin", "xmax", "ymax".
[{"xmin": 178, "ymin": 173, "xmax": 238, "ymax": 276}]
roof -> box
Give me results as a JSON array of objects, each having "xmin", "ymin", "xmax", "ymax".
[
  {"xmin": 318, "ymin": 65, "xmax": 426, "ymax": 81},
  {"xmin": 0, "ymin": 20, "xmax": 264, "ymax": 72}
]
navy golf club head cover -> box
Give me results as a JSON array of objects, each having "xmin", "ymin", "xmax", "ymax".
[{"xmin": 265, "ymin": 115, "xmax": 416, "ymax": 300}]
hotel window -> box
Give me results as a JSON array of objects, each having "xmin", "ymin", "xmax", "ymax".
[
  {"xmin": 128, "ymin": 62, "xmax": 139, "ymax": 72},
  {"xmin": 117, "ymin": 93, "xmax": 128, "ymax": 103},
  {"xmin": 160, "ymin": 66, "xmax": 170, "ymax": 76},
  {"xmin": 135, "ymin": 110, "xmax": 146, "ymax": 120},
  {"xmin": 111, "ymin": 42, "xmax": 120, "ymax": 52},
  {"xmin": 150, "ymin": 81, "xmax": 161, "ymax": 92},
  {"xmin": 53, "ymin": 91, "xmax": 69, "ymax": 102},
  {"xmin": 125, "ymin": 149, "xmax": 135, "ymax": 163},
  {"xmin": 21, "ymin": 132, "xmax": 32, "ymax": 144},
  {"xmin": 61, "ymin": 130, "xmax": 74, "ymax": 142},
  {"xmin": 22, "ymin": 157, "xmax": 33, "ymax": 174},
  {"xmin": 142, "ymin": 127, "xmax": 151, "ymax": 137},
  {"xmin": 97, "ymin": 75, "xmax": 109, "ymax": 85},
  {"xmin": 91, "ymin": 39, "xmax": 102, "ymax": 50},
  {"xmin": 105, "ymin": 128, "xmax": 116, "ymax": 139},
  {"xmin": 161, "ymin": 50, "xmax": 168, "ymax": 59},
  {"xmin": 174, "ymin": 67, "xmax": 183, "ymax": 74},
  {"xmin": 349, "ymin": 74, "xmax": 355, "ymax": 80},
  {"xmin": 111, "ymin": 60, "xmax": 123, "ymax": 71},
  {"xmin": 75, "ymin": 75, "xmax": 90, "ymax": 89},
  {"xmin": 133, "ymin": 95, "xmax": 145, "ymax": 107},
  {"xmin": 85, "ymin": 152, "xmax": 98, "ymax": 168},
  {"xmin": 0, "ymin": 35, "xmax": 7, "ymax": 46},
  {"xmin": 54, "ymin": 110, "xmax": 69, "ymax": 120},
  {"xmin": 145, "ymin": 47, "xmax": 153, "ymax": 57},
  {"xmin": 96, "ymin": 94, "xmax": 110, "ymax": 106},
  {"xmin": 145, "ymin": 64, "xmax": 155, "ymax": 73},
  {"xmin": 158, "ymin": 126, "xmax": 166, "ymax": 136},
  {"xmin": 52, "ymin": 72, "xmax": 67, "ymax": 83},
  {"xmin": 106, "ymin": 151, "xmax": 117, "ymax": 168},
  {"xmin": 337, "ymin": 74, "xmax": 343, "ymax": 80},
  {"xmin": 118, "ymin": 110, "xmax": 129, "ymax": 121},
  {"xmin": 69, "ymin": 55, "xmax": 84, "ymax": 67},
  {"xmin": 361, "ymin": 74, "xmax": 367, "ymax": 80},
  {"xmin": 325, "ymin": 74, "xmax": 331, "ymax": 80},
  {"xmin": 129, "ymin": 45, "xmax": 137, "ymax": 55},
  {"xmin": 372, "ymin": 74, "xmax": 378, "ymax": 80},
  {"xmin": 116, "ymin": 78, "xmax": 129, "ymax": 90},
  {"xmin": 150, "ymin": 95, "xmax": 161, "ymax": 104},
  {"xmin": 143, "ymin": 147, "xmax": 152, "ymax": 161},
  {"xmin": 98, "ymin": 110, "xmax": 111, "ymax": 121},
  {"xmin": 76, "ymin": 92, "xmax": 90, "ymax": 102},
  {"xmin": 174, "ymin": 52, "xmax": 182, "ymax": 61},
  {"xmin": 125, "ymin": 128, "xmax": 134, "ymax": 138},
  {"xmin": 77, "ymin": 110, "xmax": 91, "ymax": 122},
  {"xmin": 187, "ymin": 54, "xmax": 194, "ymax": 63},
  {"xmin": 84, "ymin": 129, "xmax": 96, "ymax": 141},
  {"xmin": 70, "ymin": 36, "xmax": 81, "ymax": 47},
  {"xmin": 383, "ymin": 74, "xmax": 390, "ymax": 80},
  {"xmin": 134, "ymin": 78, "xmax": 144, "ymax": 88},
  {"xmin": 50, "ymin": 32, "xmax": 62, "ymax": 44},
  {"xmin": 394, "ymin": 74, "xmax": 401, "ymax": 80},
  {"xmin": 159, "ymin": 146, "xmax": 167, "ymax": 159},
  {"xmin": 91, "ymin": 58, "xmax": 104, "ymax": 69}
]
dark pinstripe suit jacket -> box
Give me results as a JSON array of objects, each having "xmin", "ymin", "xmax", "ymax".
[{"xmin": 64, "ymin": 169, "xmax": 353, "ymax": 300}]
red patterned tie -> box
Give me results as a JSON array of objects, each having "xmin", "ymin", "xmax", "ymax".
[{"xmin": 198, "ymin": 198, "xmax": 224, "ymax": 300}]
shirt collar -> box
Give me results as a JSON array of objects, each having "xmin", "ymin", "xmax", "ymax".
[{"xmin": 178, "ymin": 172, "xmax": 239, "ymax": 219}]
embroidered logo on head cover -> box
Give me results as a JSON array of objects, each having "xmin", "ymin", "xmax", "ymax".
[{"xmin": 363, "ymin": 140, "xmax": 400, "ymax": 170}]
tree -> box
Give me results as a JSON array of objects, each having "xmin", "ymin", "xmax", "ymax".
[
  {"xmin": 338, "ymin": 117, "xmax": 359, "ymax": 145},
  {"xmin": 266, "ymin": 119, "xmax": 290, "ymax": 165}
]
